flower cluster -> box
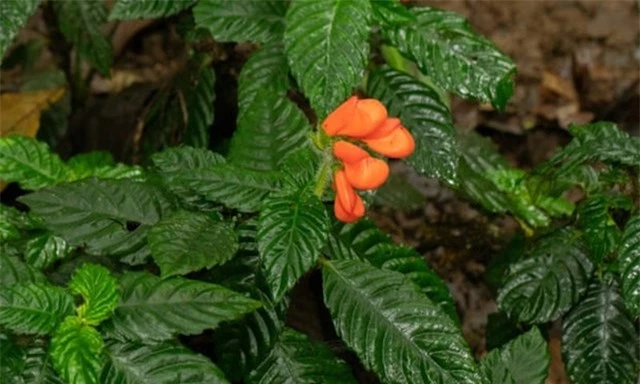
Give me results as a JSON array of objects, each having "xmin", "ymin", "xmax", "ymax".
[{"xmin": 322, "ymin": 96, "xmax": 415, "ymax": 223}]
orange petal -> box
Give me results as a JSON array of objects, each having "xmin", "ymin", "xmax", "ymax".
[
  {"xmin": 363, "ymin": 126, "xmax": 415, "ymax": 159},
  {"xmin": 344, "ymin": 157, "xmax": 390, "ymax": 190},
  {"xmin": 362, "ymin": 117, "xmax": 402, "ymax": 140},
  {"xmin": 322, "ymin": 96, "xmax": 358, "ymax": 136},
  {"xmin": 334, "ymin": 189, "xmax": 365, "ymax": 223},
  {"xmin": 333, "ymin": 170, "xmax": 357, "ymax": 212},
  {"xmin": 333, "ymin": 141, "xmax": 369, "ymax": 164}
]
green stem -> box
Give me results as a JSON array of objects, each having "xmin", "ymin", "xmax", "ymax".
[{"xmin": 313, "ymin": 154, "xmax": 333, "ymax": 198}]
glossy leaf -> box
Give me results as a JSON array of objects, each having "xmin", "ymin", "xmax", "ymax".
[
  {"xmin": 562, "ymin": 277, "xmax": 638, "ymax": 384},
  {"xmin": 576, "ymin": 195, "xmax": 621, "ymax": 262},
  {"xmin": 148, "ymin": 211, "xmax": 238, "ymax": 277},
  {"xmin": 0, "ymin": 283, "xmax": 73, "ymax": 334},
  {"xmin": 193, "ymin": 0, "xmax": 287, "ymax": 43},
  {"xmin": 110, "ymin": 0, "xmax": 195, "ymax": 20},
  {"xmin": 0, "ymin": 253, "xmax": 46, "ymax": 286},
  {"xmin": 66, "ymin": 152, "xmax": 144, "ymax": 182},
  {"xmin": 68, "ymin": 263, "xmax": 119, "ymax": 325},
  {"xmin": 371, "ymin": 0, "xmax": 415, "ymax": 26},
  {"xmin": 102, "ymin": 339, "xmax": 229, "ymax": 383},
  {"xmin": 50, "ymin": 316, "xmax": 104, "ymax": 384},
  {"xmin": 10, "ymin": 343, "xmax": 64, "ymax": 384},
  {"xmin": 184, "ymin": 66, "xmax": 215, "ymax": 148},
  {"xmin": 24, "ymin": 231, "xmax": 73, "ymax": 269},
  {"xmin": 108, "ymin": 272, "xmax": 261, "ymax": 342},
  {"xmin": 0, "ymin": 135, "xmax": 68, "ymax": 190},
  {"xmin": 322, "ymin": 259, "xmax": 481, "ymax": 383},
  {"xmin": 258, "ymin": 190, "xmax": 330, "ymax": 300},
  {"xmin": 151, "ymin": 146, "xmax": 225, "ymax": 173},
  {"xmin": 620, "ymin": 213, "xmax": 640, "ymax": 317},
  {"xmin": 0, "ymin": 0, "xmax": 41, "ymax": 60},
  {"xmin": 285, "ymin": 0, "xmax": 371, "ymax": 119}
]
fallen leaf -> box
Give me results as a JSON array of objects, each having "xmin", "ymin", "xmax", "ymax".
[{"xmin": 0, "ymin": 88, "xmax": 65, "ymax": 137}]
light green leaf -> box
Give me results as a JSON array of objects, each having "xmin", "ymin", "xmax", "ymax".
[
  {"xmin": 367, "ymin": 66, "xmax": 458, "ymax": 184},
  {"xmin": 370, "ymin": 0, "xmax": 415, "ymax": 26},
  {"xmin": 148, "ymin": 211, "xmax": 238, "ymax": 277},
  {"xmin": 193, "ymin": 0, "xmax": 287, "ymax": 43},
  {"xmin": 247, "ymin": 328, "xmax": 357, "ymax": 384},
  {"xmin": 50, "ymin": 316, "xmax": 104, "ymax": 384},
  {"xmin": 55, "ymin": 1, "xmax": 112, "ymax": 75},
  {"xmin": 620, "ymin": 213, "xmax": 640, "ymax": 317},
  {"xmin": 110, "ymin": 0, "xmax": 196, "ymax": 20},
  {"xmin": 0, "ymin": 283, "xmax": 73, "ymax": 334},
  {"xmin": 383, "ymin": 7, "xmax": 516, "ymax": 109},
  {"xmin": 183, "ymin": 66, "xmax": 215, "ymax": 148},
  {"xmin": 322, "ymin": 259, "xmax": 481, "ymax": 383},
  {"xmin": 66, "ymin": 152, "xmax": 144, "ymax": 182},
  {"xmin": 0, "ymin": 253, "xmax": 46, "ymax": 286},
  {"xmin": 0, "ymin": 0, "xmax": 41, "ymax": 60},
  {"xmin": 68, "ymin": 263, "xmax": 119, "ymax": 325},
  {"xmin": 107, "ymin": 272, "xmax": 262, "ymax": 342},
  {"xmin": 24, "ymin": 232, "xmax": 73, "ymax": 269},
  {"xmin": 498, "ymin": 229, "xmax": 593, "ymax": 324},
  {"xmin": 0, "ymin": 135, "xmax": 68, "ymax": 190},
  {"xmin": 101, "ymin": 340, "xmax": 229, "ymax": 384},
  {"xmin": 258, "ymin": 190, "xmax": 330, "ymax": 301},
  {"xmin": 480, "ymin": 327, "xmax": 549, "ymax": 384},
  {"xmin": 284, "ymin": 0, "xmax": 371, "ymax": 119},
  {"xmin": 20, "ymin": 178, "xmax": 174, "ymax": 258},
  {"xmin": 562, "ymin": 276, "xmax": 638, "ymax": 384}
]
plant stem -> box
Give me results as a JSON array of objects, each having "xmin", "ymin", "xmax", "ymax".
[{"xmin": 313, "ymin": 154, "xmax": 333, "ymax": 198}]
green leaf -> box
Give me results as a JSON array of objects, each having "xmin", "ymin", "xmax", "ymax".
[
  {"xmin": 480, "ymin": 327, "xmax": 549, "ymax": 384},
  {"xmin": 55, "ymin": 1, "xmax": 112, "ymax": 75},
  {"xmin": 247, "ymin": 328, "xmax": 357, "ymax": 384},
  {"xmin": 20, "ymin": 178, "xmax": 174, "ymax": 258},
  {"xmin": 383, "ymin": 7, "xmax": 516, "ymax": 109},
  {"xmin": 284, "ymin": 0, "xmax": 372, "ymax": 119},
  {"xmin": 484, "ymin": 312, "xmax": 522, "ymax": 351},
  {"xmin": 620, "ymin": 213, "xmax": 640, "ymax": 317},
  {"xmin": 183, "ymin": 66, "xmax": 215, "ymax": 148},
  {"xmin": 322, "ymin": 258, "xmax": 481, "ymax": 383},
  {"xmin": 50, "ymin": 316, "xmax": 104, "ymax": 384},
  {"xmin": 562, "ymin": 276, "xmax": 638, "ymax": 384},
  {"xmin": 68, "ymin": 263, "xmax": 119, "ymax": 325},
  {"xmin": 193, "ymin": 0, "xmax": 287, "ymax": 43},
  {"xmin": 152, "ymin": 146, "xmax": 225, "ymax": 173},
  {"xmin": 497, "ymin": 229, "xmax": 594, "ymax": 324},
  {"xmin": 279, "ymin": 146, "xmax": 323, "ymax": 192},
  {"xmin": 11, "ymin": 343, "xmax": 64, "ymax": 384},
  {"xmin": 107, "ymin": 272, "xmax": 262, "ymax": 342},
  {"xmin": 367, "ymin": 66, "xmax": 458, "ymax": 184},
  {"xmin": 24, "ymin": 232, "xmax": 73, "ymax": 269},
  {"xmin": 371, "ymin": 0, "xmax": 415, "ymax": 26},
  {"xmin": 102, "ymin": 339, "xmax": 229, "ymax": 384},
  {"xmin": 258, "ymin": 190, "xmax": 330, "ymax": 301},
  {"xmin": 0, "ymin": 0, "xmax": 41, "ymax": 60},
  {"xmin": 0, "ymin": 283, "xmax": 73, "ymax": 334},
  {"xmin": 148, "ymin": 211, "xmax": 238, "ymax": 277},
  {"xmin": 238, "ymin": 42, "xmax": 290, "ymax": 116},
  {"xmin": 0, "ymin": 135, "xmax": 68, "ymax": 190},
  {"xmin": 576, "ymin": 195, "xmax": 621, "ymax": 262},
  {"xmin": 66, "ymin": 152, "xmax": 144, "ymax": 182},
  {"xmin": 0, "ymin": 253, "xmax": 46, "ymax": 286},
  {"xmin": 373, "ymin": 172, "xmax": 424, "ymax": 210},
  {"xmin": 109, "ymin": 0, "xmax": 195, "ymax": 20},
  {"xmin": 229, "ymin": 88, "xmax": 310, "ymax": 172}
]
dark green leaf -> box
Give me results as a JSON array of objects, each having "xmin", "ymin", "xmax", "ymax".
[
  {"xmin": 66, "ymin": 152, "xmax": 143, "ymax": 182},
  {"xmin": 152, "ymin": 145, "xmax": 225, "ymax": 173},
  {"xmin": 0, "ymin": 0, "xmax": 41, "ymax": 60},
  {"xmin": 620, "ymin": 213, "xmax": 640, "ymax": 317},
  {"xmin": 484, "ymin": 312, "xmax": 523, "ymax": 351},
  {"xmin": 11, "ymin": 343, "xmax": 64, "ymax": 384},
  {"xmin": 562, "ymin": 276, "xmax": 638, "ymax": 384},
  {"xmin": 285, "ymin": 0, "xmax": 371, "ymax": 119},
  {"xmin": 383, "ymin": 7, "xmax": 516, "ymax": 109},
  {"xmin": 0, "ymin": 135, "xmax": 68, "ymax": 190},
  {"xmin": 498, "ymin": 229, "xmax": 594, "ymax": 324},
  {"xmin": 108, "ymin": 272, "xmax": 261, "ymax": 342},
  {"xmin": 50, "ymin": 316, "xmax": 104, "ymax": 384},
  {"xmin": 367, "ymin": 66, "xmax": 458, "ymax": 184},
  {"xmin": 102, "ymin": 339, "xmax": 229, "ymax": 383},
  {"xmin": 68, "ymin": 263, "xmax": 119, "ymax": 325},
  {"xmin": 109, "ymin": 0, "xmax": 196, "ymax": 20},
  {"xmin": 370, "ymin": 0, "xmax": 415, "ymax": 26},
  {"xmin": 279, "ymin": 146, "xmax": 323, "ymax": 192},
  {"xmin": 0, "ymin": 253, "xmax": 46, "ymax": 286},
  {"xmin": 576, "ymin": 195, "xmax": 621, "ymax": 262},
  {"xmin": 373, "ymin": 172, "xmax": 424, "ymax": 211},
  {"xmin": 258, "ymin": 190, "xmax": 329, "ymax": 300},
  {"xmin": 322, "ymin": 259, "xmax": 481, "ymax": 383},
  {"xmin": 183, "ymin": 66, "xmax": 215, "ymax": 148},
  {"xmin": 24, "ymin": 232, "xmax": 73, "ymax": 269},
  {"xmin": 193, "ymin": 0, "xmax": 286, "ymax": 43},
  {"xmin": 247, "ymin": 328, "xmax": 357, "ymax": 384},
  {"xmin": 486, "ymin": 232, "xmax": 526, "ymax": 291},
  {"xmin": 0, "ymin": 283, "xmax": 73, "ymax": 334},
  {"xmin": 148, "ymin": 211, "xmax": 238, "ymax": 277}
]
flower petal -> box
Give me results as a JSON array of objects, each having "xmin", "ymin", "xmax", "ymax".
[
  {"xmin": 322, "ymin": 96, "xmax": 358, "ymax": 136},
  {"xmin": 333, "ymin": 169, "xmax": 357, "ymax": 212},
  {"xmin": 363, "ymin": 126, "xmax": 415, "ymax": 159},
  {"xmin": 333, "ymin": 141, "xmax": 369, "ymax": 164},
  {"xmin": 344, "ymin": 157, "xmax": 390, "ymax": 190},
  {"xmin": 362, "ymin": 117, "xmax": 401, "ymax": 140}
]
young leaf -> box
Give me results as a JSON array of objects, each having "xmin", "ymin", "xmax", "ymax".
[
  {"xmin": 322, "ymin": 259, "xmax": 481, "ymax": 383},
  {"xmin": 0, "ymin": 253, "xmax": 46, "ymax": 286},
  {"xmin": 284, "ymin": 0, "xmax": 372, "ymax": 119},
  {"xmin": 148, "ymin": 211, "xmax": 238, "ymax": 277},
  {"xmin": 258, "ymin": 190, "xmax": 330, "ymax": 301},
  {"xmin": 68, "ymin": 263, "xmax": 119, "ymax": 325},
  {"xmin": 562, "ymin": 276, "xmax": 637, "ymax": 384},
  {"xmin": 367, "ymin": 66, "xmax": 458, "ymax": 184},
  {"xmin": 576, "ymin": 195, "xmax": 621, "ymax": 262},
  {"xmin": 0, "ymin": 283, "xmax": 73, "ymax": 334},
  {"xmin": 382, "ymin": 7, "xmax": 516, "ymax": 109},
  {"xmin": 109, "ymin": 0, "xmax": 196, "ymax": 20},
  {"xmin": 107, "ymin": 272, "xmax": 261, "ymax": 342},
  {"xmin": 20, "ymin": 178, "xmax": 174, "ymax": 258},
  {"xmin": 102, "ymin": 339, "xmax": 229, "ymax": 384},
  {"xmin": 193, "ymin": 0, "xmax": 287, "ymax": 43},
  {"xmin": 24, "ymin": 231, "xmax": 73, "ymax": 269},
  {"xmin": 183, "ymin": 66, "xmax": 215, "ymax": 148},
  {"xmin": 0, "ymin": 135, "xmax": 69, "ymax": 190},
  {"xmin": 50, "ymin": 316, "xmax": 104, "ymax": 384},
  {"xmin": 55, "ymin": 1, "xmax": 112, "ymax": 75},
  {"xmin": 247, "ymin": 328, "xmax": 357, "ymax": 384},
  {"xmin": 0, "ymin": 0, "xmax": 41, "ymax": 60},
  {"xmin": 480, "ymin": 327, "xmax": 549, "ymax": 384},
  {"xmin": 620, "ymin": 213, "xmax": 640, "ymax": 317},
  {"xmin": 229, "ymin": 88, "xmax": 310, "ymax": 172},
  {"xmin": 498, "ymin": 229, "xmax": 594, "ymax": 324}
]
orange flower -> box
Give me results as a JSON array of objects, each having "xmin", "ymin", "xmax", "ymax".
[
  {"xmin": 333, "ymin": 141, "xmax": 389, "ymax": 190},
  {"xmin": 362, "ymin": 119, "xmax": 415, "ymax": 159},
  {"xmin": 322, "ymin": 96, "xmax": 387, "ymax": 138},
  {"xmin": 333, "ymin": 170, "xmax": 365, "ymax": 223}
]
